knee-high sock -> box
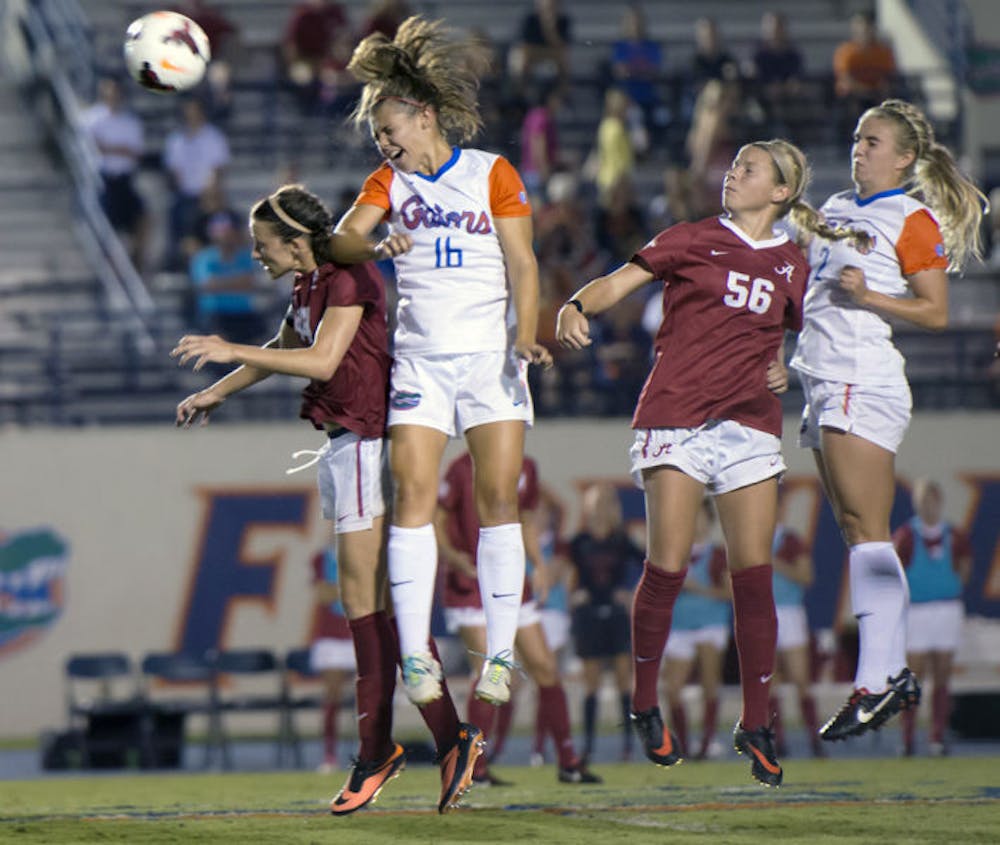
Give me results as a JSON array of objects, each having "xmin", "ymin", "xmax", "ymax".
[
  {"xmin": 539, "ymin": 684, "xmax": 578, "ymax": 769},
  {"xmin": 731, "ymin": 564, "xmax": 777, "ymax": 730},
  {"xmin": 699, "ymin": 696, "xmax": 719, "ymax": 756},
  {"xmin": 582, "ymin": 693, "xmax": 597, "ymax": 758},
  {"xmin": 632, "ymin": 561, "xmax": 686, "ymax": 712},
  {"xmin": 669, "ymin": 703, "xmax": 688, "ymax": 756},
  {"xmin": 387, "ymin": 524, "xmax": 438, "ymax": 658},
  {"xmin": 322, "ymin": 701, "xmax": 338, "ymax": 761},
  {"xmin": 849, "ymin": 542, "xmax": 909, "ymax": 691},
  {"xmin": 491, "ymin": 699, "xmax": 514, "ymax": 760},
  {"xmin": 467, "ymin": 682, "xmax": 497, "ymax": 778},
  {"xmin": 901, "ymin": 706, "xmax": 917, "ymax": 752},
  {"xmin": 931, "ymin": 684, "xmax": 950, "ymax": 744},
  {"xmin": 351, "ymin": 612, "xmax": 396, "ymax": 762},
  {"xmin": 534, "ymin": 694, "xmax": 548, "ymax": 755},
  {"xmin": 477, "ymin": 524, "xmax": 526, "ymax": 661}
]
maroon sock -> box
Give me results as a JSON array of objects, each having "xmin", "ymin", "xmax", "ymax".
[
  {"xmin": 322, "ymin": 701, "xmax": 338, "ymax": 761},
  {"xmin": 632, "ymin": 561, "xmax": 686, "ymax": 712},
  {"xmin": 901, "ymin": 707, "xmax": 917, "ymax": 752},
  {"xmin": 350, "ymin": 612, "xmax": 395, "ymax": 761},
  {"xmin": 416, "ymin": 637, "xmax": 462, "ymax": 755},
  {"xmin": 769, "ymin": 695, "xmax": 785, "ymax": 750},
  {"xmin": 669, "ymin": 703, "xmax": 688, "ymax": 756},
  {"xmin": 467, "ymin": 682, "xmax": 496, "ymax": 778},
  {"xmin": 491, "ymin": 698, "xmax": 514, "ymax": 761},
  {"xmin": 731, "ymin": 564, "xmax": 777, "ymax": 730},
  {"xmin": 699, "ymin": 696, "xmax": 719, "ymax": 756},
  {"xmin": 800, "ymin": 693, "xmax": 819, "ymax": 735},
  {"xmin": 931, "ymin": 684, "xmax": 950, "ymax": 744},
  {"xmin": 534, "ymin": 693, "xmax": 548, "ymax": 755},
  {"xmin": 539, "ymin": 684, "xmax": 578, "ymax": 770}
]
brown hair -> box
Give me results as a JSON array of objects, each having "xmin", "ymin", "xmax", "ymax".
[
  {"xmin": 250, "ymin": 184, "xmax": 335, "ymax": 265},
  {"xmin": 348, "ymin": 16, "xmax": 489, "ymax": 144}
]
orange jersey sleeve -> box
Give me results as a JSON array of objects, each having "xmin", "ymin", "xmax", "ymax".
[
  {"xmin": 355, "ymin": 164, "xmax": 393, "ymax": 214},
  {"xmin": 489, "ymin": 156, "xmax": 532, "ymax": 218},
  {"xmin": 896, "ymin": 209, "xmax": 948, "ymax": 275}
]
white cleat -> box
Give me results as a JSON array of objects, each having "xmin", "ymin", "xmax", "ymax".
[
  {"xmin": 401, "ymin": 651, "xmax": 443, "ymax": 705},
  {"xmin": 474, "ymin": 652, "xmax": 515, "ymax": 705}
]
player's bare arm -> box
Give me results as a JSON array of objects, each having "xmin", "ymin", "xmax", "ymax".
[
  {"xmin": 332, "ymin": 203, "xmax": 413, "ymax": 263},
  {"xmin": 556, "ymin": 261, "xmax": 654, "ymax": 349},
  {"xmin": 838, "ymin": 265, "xmax": 948, "ymax": 330},
  {"xmin": 495, "ymin": 214, "xmax": 553, "ymax": 369}
]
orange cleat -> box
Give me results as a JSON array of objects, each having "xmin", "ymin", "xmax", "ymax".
[
  {"xmin": 437, "ymin": 723, "xmax": 484, "ymax": 814},
  {"xmin": 329, "ymin": 743, "xmax": 406, "ymax": 816}
]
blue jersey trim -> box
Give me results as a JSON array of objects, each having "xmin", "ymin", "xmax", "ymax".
[
  {"xmin": 415, "ymin": 146, "xmax": 461, "ymax": 183},
  {"xmin": 854, "ymin": 187, "xmax": 906, "ymax": 206}
]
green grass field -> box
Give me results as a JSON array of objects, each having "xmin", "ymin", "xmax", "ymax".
[{"xmin": 3, "ymin": 757, "xmax": 999, "ymax": 844}]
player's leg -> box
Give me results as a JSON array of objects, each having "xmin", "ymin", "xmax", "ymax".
[
  {"xmin": 662, "ymin": 653, "xmax": 693, "ymax": 757},
  {"xmin": 612, "ymin": 651, "xmax": 634, "ymax": 760},
  {"xmin": 387, "ymin": 423, "xmax": 450, "ymax": 704},
  {"xmin": 782, "ymin": 640, "xmax": 823, "ymax": 757},
  {"xmin": 694, "ymin": 641, "xmax": 724, "ymax": 759},
  {"xmin": 901, "ymin": 650, "xmax": 927, "ymax": 754},
  {"xmin": 580, "ymin": 656, "xmax": 602, "ymax": 761},
  {"xmin": 631, "ymin": 466, "xmax": 702, "ymax": 765},
  {"xmin": 928, "ymin": 649, "xmax": 954, "ymax": 754},
  {"xmin": 318, "ymin": 667, "xmax": 349, "ymax": 771},
  {"xmin": 465, "ymin": 419, "xmax": 527, "ymax": 705}
]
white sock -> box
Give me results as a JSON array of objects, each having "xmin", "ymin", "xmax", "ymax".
[
  {"xmin": 849, "ymin": 541, "xmax": 909, "ymax": 691},
  {"xmin": 476, "ymin": 523, "xmax": 525, "ymax": 662},
  {"xmin": 387, "ymin": 523, "xmax": 437, "ymax": 659}
]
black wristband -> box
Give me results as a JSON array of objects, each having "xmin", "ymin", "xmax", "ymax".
[{"xmin": 567, "ymin": 298, "xmax": 585, "ymax": 315}]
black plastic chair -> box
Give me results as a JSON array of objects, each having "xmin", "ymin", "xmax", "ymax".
[
  {"xmin": 139, "ymin": 651, "xmax": 215, "ymax": 768},
  {"xmin": 282, "ymin": 647, "xmax": 326, "ymax": 768},
  {"xmin": 64, "ymin": 652, "xmax": 141, "ymax": 767},
  {"xmin": 207, "ymin": 648, "xmax": 289, "ymax": 769}
]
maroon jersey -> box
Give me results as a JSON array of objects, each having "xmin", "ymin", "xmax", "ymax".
[
  {"xmin": 286, "ymin": 261, "xmax": 391, "ymax": 437},
  {"xmin": 438, "ymin": 453, "xmax": 540, "ymax": 610},
  {"xmin": 631, "ymin": 216, "xmax": 807, "ymax": 437},
  {"xmin": 309, "ymin": 551, "xmax": 351, "ymax": 640}
]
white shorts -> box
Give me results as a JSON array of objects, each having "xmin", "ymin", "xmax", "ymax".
[
  {"xmin": 907, "ymin": 599, "xmax": 963, "ymax": 653},
  {"xmin": 776, "ymin": 604, "xmax": 809, "ymax": 651},
  {"xmin": 540, "ymin": 608, "xmax": 571, "ymax": 653},
  {"xmin": 317, "ymin": 432, "xmax": 388, "ymax": 534},
  {"xmin": 310, "ymin": 637, "xmax": 356, "ymax": 672},
  {"xmin": 630, "ymin": 420, "xmax": 784, "ymax": 494},
  {"xmin": 443, "ymin": 600, "xmax": 541, "ymax": 634},
  {"xmin": 388, "ymin": 351, "xmax": 533, "ymax": 437},
  {"xmin": 797, "ymin": 374, "xmax": 911, "ymax": 454},
  {"xmin": 663, "ymin": 625, "xmax": 730, "ymax": 660}
]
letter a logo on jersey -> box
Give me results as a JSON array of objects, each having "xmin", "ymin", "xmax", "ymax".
[{"xmin": 774, "ymin": 263, "xmax": 794, "ymax": 283}]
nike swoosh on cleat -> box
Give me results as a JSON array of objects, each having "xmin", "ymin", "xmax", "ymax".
[
  {"xmin": 653, "ymin": 737, "xmax": 674, "ymax": 755},
  {"xmin": 857, "ymin": 693, "xmax": 893, "ymax": 724},
  {"xmin": 748, "ymin": 744, "xmax": 782, "ymax": 775}
]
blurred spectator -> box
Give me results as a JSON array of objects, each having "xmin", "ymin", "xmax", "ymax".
[
  {"xmin": 588, "ymin": 287, "xmax": 652, "ymax": 413},
  {"xmin": 833, "ymin": 11, "xmax": 897, "ymax": 114},
  {"xmin": 82, "ymin": 77, "xmax": 150, "ymax": 270},
  {"xmin": 685, "ymin": 79, "xmax": 742, "ymax": 217},
  {"xmin": 508, "ymin": 0, "xmax": 573, "ymax": 94},
  {"xmin": 519, "ymin": 83, "xmax": 565, "ymax": 202},
  {"xmin": 749, "ymin": 11, "xmax": 804, "ymax": 134},
  {"xmin": 173, "ymin": 0, "xmax": 238, "ymax": 121},
  {"xmin": 594, "ymin": 177, "xmax": 647, "ymax": 267},
  {"xmin": 568, "ymin": 482, "xmax": 643, "ymax": 762},
  {"xmin": 358, "ymin": 0, "xmax": 412, "ymax": 40},
  {"xmin": 661, "ymin": 498, "xmax": 730, "ymax": 759},
  {"xmin": 317, "ymin": 28, "xmax": 363, "ymax": 119},
  {"xmin": 895, "ymin": 479, "xmax": 973, "ymax": 757},
  {"xmin": 163, "ymin": 98, "xmax": 230, "ymax": 270},
  {"xmin": 609, "ymin": 4, "xmax": 666, "ymax": 141},
  {"xmin": 690, "ymin": 17, "xmax": 740, "ymax": 92},
  {"xmin": 535, "ymin": 172, "xmax": 602, "ymax": 295},
  {"xmin": 281, "ymin": 0, "xmax": 350, "ymax": 113},
  {"xmin": 180, "ymin": 182, "xmax": 238, "ymax": 264},
  {"xmin": 308, "ymin": 544, "xmax": 356, "ymax": 773},
  {"xmin": 188, "ymin": 209, "xmax": 266, "ymax": 345},
  {"xmin": 590, "ymin": 88, "xmax": 637, "ymax": 208}
]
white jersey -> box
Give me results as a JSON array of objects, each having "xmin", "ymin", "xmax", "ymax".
[
  {"xmin": 790, "ymin": 188, "xmax": 947, "ymax": 385},
  {"xmin": 356, "ymin": 147, "xmax": 532, "ymax": 355}
]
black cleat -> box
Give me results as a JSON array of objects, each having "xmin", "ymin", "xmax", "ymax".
[
  {"xmin": 820, "ymin": 668, "xmax": 922, "ymax": 742},
  {"xmin": 437, "ymin": 722, "xmax": 484, "ymax": 814},
  {"xmin": 558, "ymin": 763, "xmax": 603, "ymax": 784},
  {"xmin": 631, "ymin": 707, "xmax": 683, "ymax": 767},
  {"xmin": 733, "ymin": 723, "xmax": 783, "ymax": 787}
]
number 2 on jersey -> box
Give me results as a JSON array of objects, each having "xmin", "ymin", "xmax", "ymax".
[
  {"xmin": 723, "ymin": 271, "xmax": 773, "ymax": 314},
  {"xmin": 434, "ymin": 236, "xmax": 463, "ymax": 268}
]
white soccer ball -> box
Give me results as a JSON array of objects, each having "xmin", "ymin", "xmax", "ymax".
[{"xmin": 123, "ymin": 11, "xmax": 211, "ymax": 94}]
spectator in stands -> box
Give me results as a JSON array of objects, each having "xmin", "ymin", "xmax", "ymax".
[
  {"xmin": 609, "ymin": 4, "xmax": 666, "ymax": 143},
  {"xmin": 508, "ymin": 0, "xmax": 573, "ymax": 95},
  {"xmin": 685, "ymin": 79, "xmax": 743, "ymax": 218},
  {"xmin": 690, "ymin": 17, "xmax": 740, "ymax": 92},
  {"xmin": 317, "ymin": 28, "xmax": 363, "ymax": 119},
  {"xmin": 359, "ymin": 0, "xmax": 412, "ymax": 40},
  {"xmin": 594, "ymin": 176, "xmax": 647, "ymax": 267},
  {"xmin": 661, "ymin": 498, "xmax": 730, "ymax": 759},
  {"xmin": 308, "ymin": 544, "xmax": 356, "ymax": 773},
  {"xmin": 567, "ymin": 482, "xmax": 642, "ymax": 762},
  {"xmin": 163, "ymin": 98, "xmax": 230, "ymax": 270},
  {"xmin": 895, "ymin": 478, "xmax": 973, "ymax": 756},
  {"xmin": 281, "ymin": 0, "xmax": 350, "ymax": 113},
  {"xmin": 188, "ymin": 209, "xmax": 267, "ymax": 345},
  {"xmin": 832, "ymin": 10, "xmax": 898, "ymax": 135},
  {"xmin": 591, "ymin": 88, "xmax": 637, "ymax": 208},
  {"xmin": 181, "ymin": 182, "xmax": 238, "ymax": 264},
  {"xmin": 519, "ymin": 82, "xmax": 565, "ymax": 203},
  {"xmin": 83, "ymin": 77, "xmax": 150, "ymax": 271},
  {"xmin": 749, "ymin": 11, "xmax": 804, "ymax": 135}
]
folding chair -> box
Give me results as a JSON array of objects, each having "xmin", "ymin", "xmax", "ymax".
[
  {"xmin": 282, "ymin": 647, "xmax": 325, "ymax": 768},
  {"xmin": 64, "ymin": 652, "xmax": 141, "ymax": 768},
  {"xmin": 139, "ymin": 651, "xmax": 215, "ymax": 768}
]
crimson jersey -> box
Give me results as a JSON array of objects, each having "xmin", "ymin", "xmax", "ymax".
[
  {"xmin": 438, "ymin": 453, "xmax": 540, "ymax": 609},
  {"xmin": 286, "ymin": 261, "xmax": 391, "ymax": 438},
  {"xmin": 309, "ymin": 551, "xmax": 351, "ymax": 640},
  {"xmin": 631, "ymin": 216, "xmax": 807, "ymax": 437}
]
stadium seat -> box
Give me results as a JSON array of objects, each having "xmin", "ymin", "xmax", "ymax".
[
  {"xmin": 139, "ymin": 651, "xmax": 215, "ymax": 768},
  {"xmin": 281, "ymin": 647, "xmax": 326, "ymax": 768},
  {"xmin": 64, "ymin": 651, "xmax": 142, "ymax": 768}
]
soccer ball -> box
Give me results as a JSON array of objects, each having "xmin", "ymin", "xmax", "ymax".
[{"xmin": 123, "ymin": 11, "xmax": 211, "ymax": 94}]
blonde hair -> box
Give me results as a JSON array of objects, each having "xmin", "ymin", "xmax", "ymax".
[
  {"xmin": 348, "ymin": 16, "xmax": 489, "ymax": 144},
  {"xmin": 861, "ymin": 99, "xmax": 988, "ymax": 270},
  {"xmin": 747, "ymin": 139, "xmax": 870, "ymax": 248}
]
